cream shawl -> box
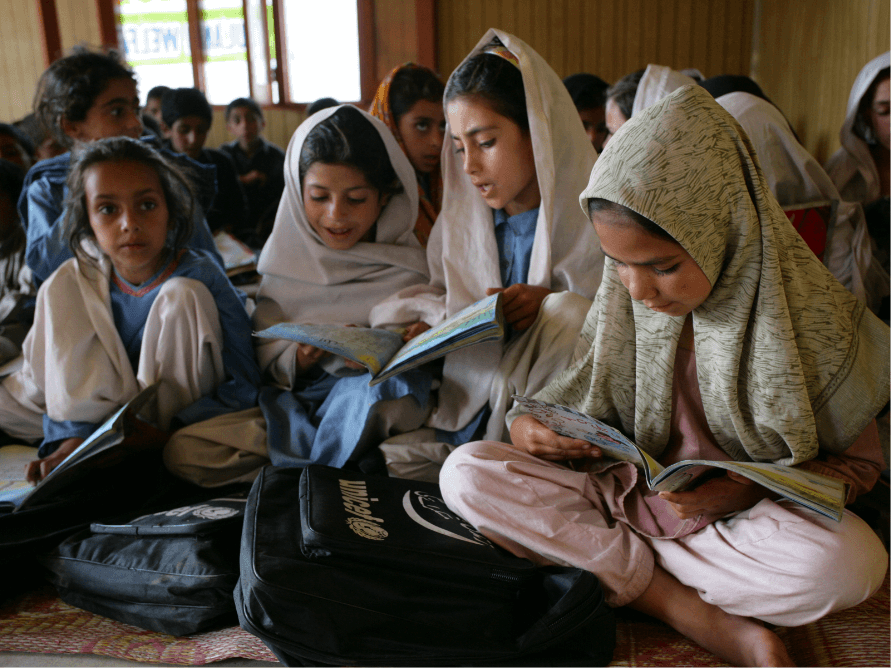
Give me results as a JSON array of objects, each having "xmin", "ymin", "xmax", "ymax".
[
  {"xmin": 717, "ymin": 91, "xmax": 888, "ymax": 312},
  {"xmin": 825, "ymin": 52, "xmax": 890, "ymax": 204},
  {"xmin": 253, "ymin": 105, "xmax": 430, "ymax": 386},
  {"xmin": 632, "ymin": 65, "xmax": 697, "ymax": 117},
  {"xmin": 369, "ymin": 28, "xmax": 601, "ymax": 433},
  {"xmin": 536, "ymin": 85, "xmax": 890, "ymax": 465}
]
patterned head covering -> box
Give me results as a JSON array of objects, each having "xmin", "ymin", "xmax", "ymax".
[
  {"xmin": 369, "ymin": 63, "xmax": 443, "ymax": 247},
  {"xmin": 536, "ymin": 84, "xmax": 890, "ymax": 465}
]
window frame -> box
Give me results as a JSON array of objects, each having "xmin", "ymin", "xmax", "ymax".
[{"xmin": 95, "ymin": 0, "xmax": 379, "ymax": 108}]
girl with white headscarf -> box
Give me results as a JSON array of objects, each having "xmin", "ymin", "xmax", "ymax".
[
  {"xmin": 825, "ymin": 52, "xmax": 890, "ymax": 206},
  {"xmin": 163, "ymin": 106, "xmax": 432, "ymax": 486},
  {"xmin": 603, "ymin": 65, "xmax": 697, "ymax": 148},
  {"xmin": 441, "ymin": 85, "xmax": 888, "ymax": 666},
  {"xmin": 369, "ymin": 29, "xmax": 601, "ymax": 480},
  {"xmin": 717, "ymin": 90, "xmax": 889, "ymax": 314}
]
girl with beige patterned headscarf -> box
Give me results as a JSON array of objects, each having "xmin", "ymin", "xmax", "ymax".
[{"xmin": 441, "ymin": 85, "xmax": 889, "ymax": 667}]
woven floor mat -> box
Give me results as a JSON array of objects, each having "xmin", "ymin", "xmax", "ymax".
[{"xmin": 0, "ymin": 574, "xmax": 887, "ymax": 666}]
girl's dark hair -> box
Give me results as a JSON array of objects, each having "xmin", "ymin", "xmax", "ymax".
[
  {"xmin": 298, "ymin": 106, "xmax": 403, "ymax": 199},
  {"xmin": 444, "ymin": 38, "xmax": 528, "ymax": 132},
  {"xmin": 389, "ymin": 66, "xmax": 445, "ymax": 124},
  {"xmin": 563, "ymin": 73, "xmax": 610, "ymax": 111},
  {"xmin": 605, "ymin": 69, "xmax": 646, "ymax": 121},
  {"xmin": 854, "ymin": 66, "xmax": 890, "ymax": 144},
  {"xmin": 0, "ymin": 159, "xmax": 26, "ymax": 259},
  {"xmin": 65, "ymin": 137, "xmax": 195, "ymax": 265},
  {"xmin": 34, "ymin": 47, "xmax": 136, "ymax": 149},
  {"xmin": 587, "ymin": 198, "xmax": 677, "ymax": 242}
]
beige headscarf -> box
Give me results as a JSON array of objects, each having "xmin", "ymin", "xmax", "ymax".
[
  {"xmin": 536, "ymin": 85, "xmax": 890, "ymax": 465},
  {"xmin": 825, "ymin": 52, "xmax": 890, "ymax": 204},
  {"xmin": 254, "ymin": 105, "xmax": 429, "ymax": 386}
]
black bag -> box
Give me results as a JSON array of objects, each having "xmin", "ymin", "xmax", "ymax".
[
  {"xmin": 235, "ymin": 465, "xmax": 615, "ymax": 666},
  {"xmin": 0, "ymin": 452, "xmax": 178, "ymax": 599},
  {"xmin": 40, "ymin": 485, "xmax": 251, "ymax": 635}
]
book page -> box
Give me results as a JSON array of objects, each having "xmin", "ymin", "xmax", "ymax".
[
  {"xmin": 513, "ymin": 396, "xmax": 653, "ymax": 470},
  {"xmin": 214, "ymin": 230, "xmax": 257, "ymax": 272},
  {"xmin": 254, "ymin": 323, "xmax": 404, "ymax": 375},
  {"xmin": 653, "ymin": 460, "xmax": 846, "ymax": 521},
  {"xmin": 372, "ymin": 293, "xmax": 504, "ymax": 384},
  {"xmin": 0, "ymin": 445, "xmax": 37, "ymax": 504}
]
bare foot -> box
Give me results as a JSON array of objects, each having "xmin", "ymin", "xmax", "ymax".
[{"xmin": 630, "ymin": 565, "xmax": 795, "ymax": 666}]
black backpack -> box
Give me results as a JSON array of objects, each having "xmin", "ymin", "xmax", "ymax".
[
  {"xmin": 235, "ymin": 465, "xmax": 615, "ymax": 666},
  {"xmin": 40, "ymin": 485, "xmax": 251, "ymax": 636}
]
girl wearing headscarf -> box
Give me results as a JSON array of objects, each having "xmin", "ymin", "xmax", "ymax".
[
  {"xmin": 369, "ymin": 63, "xmax": 445, "ymax": 247},
  {"xmin": 717, "ymin": 90, "xmax": 889, "ymax": 314},
  {"xmin": 369, "ymin": 29, "xmax": 600, "ymax": 480},
  {"xmin": 825, "ymin": 52, "xmax": 890, "ymax": 206},
  {"xmin": 604, "ymin": 65, "xmax": 697, "ymax": 148},
  {"xmin": 441, "ymin": 85, "xmax": 888, "ymax": 666},
  {"xmin": 163, "ymin": 106, "xmax": 432, "ymax": 486}
]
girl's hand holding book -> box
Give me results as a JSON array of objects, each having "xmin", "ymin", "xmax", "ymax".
[
  {"xmin": 486, "ymin": 285, "xmax": 552, "ymax": 331},
  {"xmin": 402, "ymin": 321, "xmax": 432, "ymax": 342},
  {"xmin": 25, "ymin": 437, "xmax": 84, "ymax": 485},
  {"xmin": 509, "ymin": 414, "xmax": 601, "ymax": 462},
  {"xmin": 657, "ymin": 471, "xmax": 779, "ymax": 519},
  {"xmin": 295, "ymin": 343, "xmax": 329, "ymax": 374}
]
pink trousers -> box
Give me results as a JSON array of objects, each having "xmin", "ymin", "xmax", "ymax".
[{"xmin": 441, "ymin": 440, "xmax": 888, "ymax": 626}]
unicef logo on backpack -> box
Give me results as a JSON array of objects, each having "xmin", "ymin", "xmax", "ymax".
[
  {"xmin": 192, "ymin": 505, "xmax": 241, "ymax": 520},
  {"xmin": 346, "ymin": 517, "xmax": 388, "ymax": 540},
  {"xmin": 403, "ymin": 491, "xmax": 496, "ymax": 549}
]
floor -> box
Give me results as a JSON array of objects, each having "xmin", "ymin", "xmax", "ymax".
[{"xmin": 0, "ymin": 652, "xmax": 281, "ymax": 668}]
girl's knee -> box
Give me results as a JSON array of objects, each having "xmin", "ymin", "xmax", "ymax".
[
  {"xmin": 156, "ymin": 277, "xmax": 216, "ymax": 313},
  {"xmin": 440, "ymin": 440, "xmax": 513, "ymax": 511}
]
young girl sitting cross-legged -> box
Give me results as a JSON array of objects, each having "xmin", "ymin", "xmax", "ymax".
[
  {"xmin": 0, "ymin": 137, "xmax": 261, "ymax": 482},
  {"xmin": 440, "ymin": 85, "xmax": 889, "ymax": 667},
  {"xmin": 162, "ymin": 105, "xmax": 432, "ymax": 487}
]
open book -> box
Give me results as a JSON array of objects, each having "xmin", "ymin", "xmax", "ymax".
[
  {"xmin": 1, "ymin": 384, "xmax": 161, "ymax": 512},
  {"xmin": 514, "ymin": 395, "xmax": 848, "ymax": 522},
  {"xmin": 255, "ymin": 293, "xmax": 504, "ymax": 387},
  {"xmin": 214, "ymin": 230, "xmax": 258, "ymax": 277}
]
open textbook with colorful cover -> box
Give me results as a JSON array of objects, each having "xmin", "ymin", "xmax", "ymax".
[
  {"xmin": 255, "ymin": 293, "xmax": 505, "ymax": 387},
  {"xmin": 0, "ymin": 383, "xmax": 160, "ymax": 511},
  {"xmin": 514, "ymin": 396, "xmax": 848, "ymax": 522}
]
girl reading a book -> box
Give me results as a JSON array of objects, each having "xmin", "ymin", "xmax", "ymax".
[
  {"xmin": 0, "ymin": 137, "xmax": 260, "ymax": 483},
  {"xmin": 162, "ymin": 105, "xmax": 432, "ymax": 486},
  {"xmin": 369, "ymin": 63, "xmax": 445, "ymax": 247},
  {"xmin": 440, "ymin": 85, "xmax": 889, "ymax": 667},
  {"xmin": 370, "ymin": 30, "xmax": 603, "ymax": 480}
]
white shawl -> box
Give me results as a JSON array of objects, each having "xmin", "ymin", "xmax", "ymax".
[
  {"xmin": 536, "ymin": 85, "xmax": 889, "ymax": 465},
  {"xmin": 370, "ymin": 28, "xmax": 601, "ymax": 434},
  {"xmin": 825, "ymin": 52, "xmax": 890, "ymax": 204},
  {"xmin": 717, "ymin": 91, "xmax": 888, "ymax": 311},
  {"xmin": 253, "ymin": 105, "xmax": 429, "ymax": 387},
  {"xmin": 632, "ymin": 64, "xmax": 697, "ymax": 117}
]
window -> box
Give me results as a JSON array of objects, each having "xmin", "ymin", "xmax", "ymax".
[{"xmin": 110, "ymin": 0, "xmax": 370, "ymax": 106}]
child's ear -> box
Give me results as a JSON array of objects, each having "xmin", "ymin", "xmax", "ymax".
[
  {"xmin": 161, "ymin": 122, "xmax": 172, "ymax": 138},
  {"xmin": 378, "ymin": 192, "xmax": 391, "ymax": 208}
]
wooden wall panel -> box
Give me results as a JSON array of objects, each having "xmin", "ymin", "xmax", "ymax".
[
  {"xmin": 436, "ymin": 0, "xmax": 754, "ymax": 86},
  {"xmin": 753, "ymin": 0, "xmax": 890, "ymax": 163},
  {"xmin": 56, "ymin": 0, "xmax": 102, "ymax": 52},
  {"xmin": 374, "ymin": 0, "xmax": 419, "ymax": 84},
  {"xmin": 0, "ymin": 0, "xmax": 50, "ymax": 121}
]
